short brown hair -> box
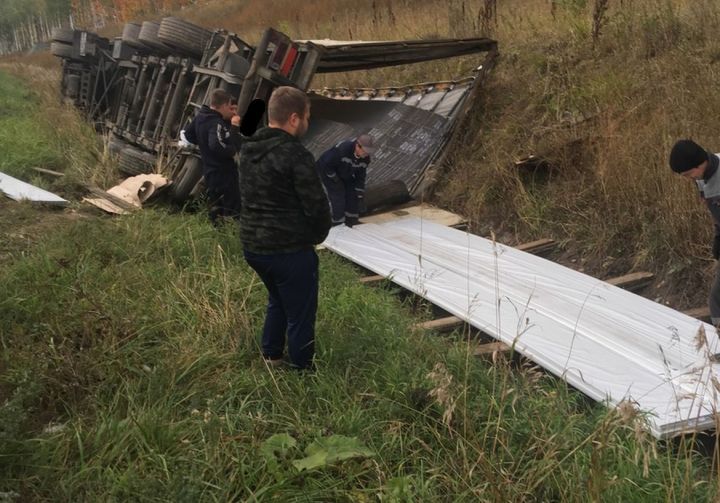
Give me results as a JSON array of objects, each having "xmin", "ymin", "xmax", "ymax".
[
  {"xmin": 268, "ymin": 86, "xmax": 309, "ymax": 124},
  {"xmin": 210, "ymin": 88, "xmax": 232, "ymax": 108}
]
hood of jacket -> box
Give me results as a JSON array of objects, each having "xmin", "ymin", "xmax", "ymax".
[
  {"xmin": 195, "ymin": 104, "xmax": 224, "ymax": 126},
  {"xmin": 242, "ymin": 126, "xmax": 296, "ymax": 162}
]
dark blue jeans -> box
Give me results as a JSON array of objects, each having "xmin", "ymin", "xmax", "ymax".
[
  {"xmin": 244, "ymin": 248, "xmax": 319, "ymax": 369},
  {"xmin": 206, "ymin": 171, "xmax": 241, "ymax": 225}
]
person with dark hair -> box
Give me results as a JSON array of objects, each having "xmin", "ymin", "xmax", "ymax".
[
  {"xmin": 183, "ymin": 88, "xmax": 242, "ymax": 225},
  {"xmin": 238, "ymin": 86, "xmax": 331, "ymax": 371},
  {"xmin": 316, "ymin": 134, "xmax": 376, "ymax": 227},
  {"xmin": 669, "ymin": 139, "xmax": 720, "ymax": 326}
]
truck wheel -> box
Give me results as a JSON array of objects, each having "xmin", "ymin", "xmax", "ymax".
[
  {"xmin": 118, "ymin": 146, "xmax": 157, "ymax": 175},
  {"xmin": 158, "ymin": 17, "xmax": 212, "ymax": 58},
  {"xmin": 171, "ymin": 155, "xmax": 203, "ymax": 201},
  {"xmin": 50, "ymin": 41, "xmax": 73, "ymax": 58},
  {"xmin": 138, "ymin": 21, "xmax": 171, "ymax": 54},
  {"xmin": 51, "ymin": 27, "xmax": 75, "ymax": 43}
]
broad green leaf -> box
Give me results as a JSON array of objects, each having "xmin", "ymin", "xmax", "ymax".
[
  {"xmin": 292, "ymin": 435, "xmax": 374, "ymax": 471},
  {"xmin": 260, "ymin": 433, "xmax": 297, "ymax": 461}
]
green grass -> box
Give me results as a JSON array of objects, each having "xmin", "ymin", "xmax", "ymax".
[
  {"xmin": 0, "ymin": 67, "xmax": 113, "ymax": 194},
  {"xmin": 0, "ymin": 168, "xmax": 716, "ymax": 495},
  {"xmin": 0, "ymin": 71, "xmax": 61, "ymax": 180},
  {"xmin": 2, "ymin": 201, "xmax": 717, "ymax": 501}
]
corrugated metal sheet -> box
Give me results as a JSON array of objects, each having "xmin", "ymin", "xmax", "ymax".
[
  {"xmin": 324, "ymin": 218, "xmax": 720, "ymax": 439},
  {"xmin": 0, "ymin": 172, "xmax": 68, "ymax": 206},
  {"xmin": 303, "ymin": 78, "xmax": 477, "ymax": 193},
  {"xmin": 307, "ymin": 38, "xmax": 497, "ymax": 72}
]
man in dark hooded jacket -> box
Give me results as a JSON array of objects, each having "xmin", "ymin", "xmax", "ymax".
[
  {"xmin": 238, "ymin": 86, "xmax": 331, "ymax": 370},
  {"xmin": 669, "ymin": 139, "xmax": 720, "ymax": 326},
  {"xmin": 183, "ymin": 89, "xmax": 242, "ymax": 225}
]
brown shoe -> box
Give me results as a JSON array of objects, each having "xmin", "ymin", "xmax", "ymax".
[{"xmin": 263, "ymin": 357, "xmax": 286, "ymax": 368}]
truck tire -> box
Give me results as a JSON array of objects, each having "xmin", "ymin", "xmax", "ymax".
[
  {"xmin": 223, "ymin": 53, "xmax": 251, "ymax": 77},
  {"xmin": 122, "ymin": 22, "xmax": 145, "ymax": 48},
  {"xmin": 138, "ymin": 21, "xmax": 171, "ymax": 54},
  {"xmin": 50, "ymin": 41, "xmax": 73, "ymax": 59},
  {"xmin": 118, "ymin": 146, "xmax": 157, "ymax": 175},
  {"xmin": 65, "ymin": 74, "xmax": 80, "ymax": 98},
  {"xmin": 364, "ymin": 180, "xmax": 411, "ymax": 213},
  {"xmin": 107, "ymin": 135, "xmax": 126, "ymax": 157},
  {"xmin": 171, "ymin": 155, "xmax": 203, "ymax": 201},
  {"xmin": 51, "ymin": 27, "xmax": 74, "ymax": 44},
  {"xmin": 158, "ymin": 17, "xmax": 212, "ymax": 58}
]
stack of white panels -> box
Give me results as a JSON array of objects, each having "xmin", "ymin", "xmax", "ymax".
[
  {"xmin": 323, "ymin": 218, "xmax": 720, "ymax": 439},
  {"xmin": 0, "ymin": 171, "xmax": 67, "ymax": 205}
]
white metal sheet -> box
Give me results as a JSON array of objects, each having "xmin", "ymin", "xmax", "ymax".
[
  {"xmin": 0, "ymin": 171, "xmax": 68, "ymax": 205},
  {"xmin": 323, "ymin": 218, "xmax": 720, "ymax": 438}
]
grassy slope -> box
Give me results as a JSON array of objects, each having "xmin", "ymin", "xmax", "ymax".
[
  {"xmin": 0, "ymin": 66, "xmax": 719, "ymax": 500},
  {"xmin": 0, "ymin": 65, "xmax": 118, "ymax": 193},
  {"xmin": 4, "ymin": 1, "xmax": 720, "ymax": 498}
]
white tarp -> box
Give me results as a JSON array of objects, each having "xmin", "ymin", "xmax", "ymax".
[
  {"xmin": 323, "ymin": 218, "xmax": 720, "ymax": 439},
  {"xmin": 0, "ymin": 171, "xmax": 67, "ymax": 205}
]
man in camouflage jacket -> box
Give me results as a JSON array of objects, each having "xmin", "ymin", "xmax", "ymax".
[
  {"xmin": 238, "ymin": 86, "xmax": 331, "ymax": 370},
  {"xmin": 669, "ymin": 139, "xmax": 720, "ymax": 326}
]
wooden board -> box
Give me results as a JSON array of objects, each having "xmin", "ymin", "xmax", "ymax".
[
  {"xmin": 515, "ymin": 238, "xmax": 556, "ymax": 255},
  {"xmin": 414, "ymin": 316, "xmax": 464, "ymax": 332},
  {"xmin": 683, "ymin": 307, "xmax": 711, "ymax": 323},
  {"xmin": 31, "ymin": 167, "xmax": 64, "ymax": 177},
  {"xmin": 360, "ymin": 203, "xmax": 466, "ymax": 228},
  {"xmin": 474, "ymin": 341, "xmax": 511, "ymax": 356},
  {"xmin": 359, "ymin": 274, "xmax": 385, "ymax": 284},
  {"xmin": 606, "ymin": 272, "xmax": 654, "ymax": 292}
]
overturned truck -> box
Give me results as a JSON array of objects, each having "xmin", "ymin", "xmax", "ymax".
[{"xmin": 51, "ymin": 17, "xmax": 497, "ymax": 212}]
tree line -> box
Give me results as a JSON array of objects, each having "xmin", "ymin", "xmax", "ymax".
[{"xmin": 0, "ymin": 0, "xmax": 193, "ymax": 55}]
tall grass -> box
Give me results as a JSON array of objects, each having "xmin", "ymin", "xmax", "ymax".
[
  {"xmin": 428, "ymin": 0, "xmax": 720, "ymax": 305},
  {"xmin": 0, "ymin": 66, "xmax": 118, "ymax": 192}
]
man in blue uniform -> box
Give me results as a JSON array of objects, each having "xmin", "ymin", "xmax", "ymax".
[
  {"xmin": 316, "ymin": 134, "xmax": 376, "ymax": 227},
  {"xmin": 183, "ymin": 89, "xmax": 242, "ymax": 225},
  {"xmin": 669, "ymin": 139, "xmax": 720, "ymax": 326}
]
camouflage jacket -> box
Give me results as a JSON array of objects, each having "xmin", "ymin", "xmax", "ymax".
[{"xmin": 238, "ymin": 127, "xmax": 331, "ymax": 254}]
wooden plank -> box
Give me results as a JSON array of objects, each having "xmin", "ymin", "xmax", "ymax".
[
  {"xmin": 360, "ymin": 203, "xmax": 466, "ymax": 228},
  {"xmin": 606, "ymin": 272, "xmax": 654, "ymax": 292},
  {"xmin": 359, "ymin": 274, "xmax": 385, "ymax": 284},
  {"xmin": 474, "ymin": 341, "xmax": 511, "ymax": 356},
  {"xmin": 515, "ymin": 238, "xmax": 555, "ymax": 255},
  {"xmin": 31, "ymin": 166, "xmax": 64, "ymax": 177},
  {"xmin": 414, "ymin": 316, "xmax": 463, "ymax": 332},
  {"xmin": 683, "ymin": 307, "xmax": 711, "ymax": 323}
]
